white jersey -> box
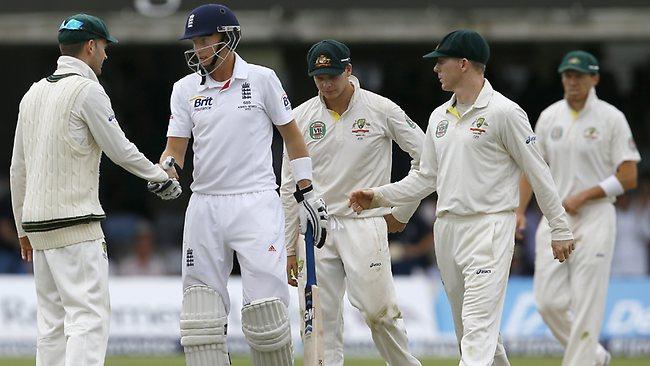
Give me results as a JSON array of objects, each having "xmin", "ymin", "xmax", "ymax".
[
  {"xmin": 167, "ymin": 53, "xmax": 293, "ymax": 195},
  {"xmin": 281, "ymin": 76, "xmax": 425, "ymax": 254},
  {"xmin": 374, "ymin": 79, "xmax": 572, "ymax": 241},
  {"xmin": 535, "ymin": 88, "xmax": 641, "ymax": 203}
]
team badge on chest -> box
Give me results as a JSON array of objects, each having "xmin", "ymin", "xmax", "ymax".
[
  {"xmin": 551, "ymin": 126, "xmax": 563, "ymax": 140},
  {"xmin": 309, "ymin": 121, "xmax": 326, "ymax": 140},
  {"xmin": 583, "ymin": 127, "xmax": 600, "ymax": 140},
  {"xmin": 469, "ymin": 117, "xmax": 489, "ymax": 139},
  {"xmin": 436, "ymin": 120, "xmax": 449, "ymax": 138},
  {"xmin": 352, "ymin": 118, "xmax": 370, "ymax": 140}
]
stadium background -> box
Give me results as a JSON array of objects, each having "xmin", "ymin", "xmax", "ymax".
[{"xmin": 0, "ymin": 0, "xmax": 649, "ymax": 364}]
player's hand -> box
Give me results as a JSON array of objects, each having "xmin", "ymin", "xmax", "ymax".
[
  {"xmin": 19, "ymin": 236, "xmax": 32, "ymax": 262},
  {"xmin": 562, "ymin": 193, "xmax": 587, "ymax": 215},
  {"xmin": 515, "ymin": 210, "xmax": 526, "ymax": 241},
  {"xmin": 147, "ymin": 179, "xmax": 182, "ymax": 200},
  {"xmin": 349, "ymin": 189, "xmax": 374, "ymax": 213},
  {"xmin": 286, "ymin": 255, "xmax": 299, "ymax": 287},
  {"xmin": 159, "ymin": 156, "xmax": 180, "ymax": 179},
  {"xmin": 551, "ymin": 239, "xmax": 575, "ymax": 263},
  {"xmin": 384, "ymin": 214, "xmax": 407, "ymax": 233},
  {"xmin": 294, "ymin": 184, "xmax": 329, "ymax": 248}
]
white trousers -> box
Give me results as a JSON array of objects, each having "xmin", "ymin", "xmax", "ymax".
[
  {"xmin": 181, "ymin": 190, "xmax": 289, "ymax": 313},
  {"xmin": 297, "ymin": 216, "xmax": 421, "ymax": 366},
  {"xmin": 534, "ymin": 202, "xmax": 615, "ymax": 366},
  {"xmin": 434, "ymin": 212, "xmax": 515, "ymax": 366},
  {"xmin": 33, "ymin": 239, "xmax": 110, "ymax": 366}
]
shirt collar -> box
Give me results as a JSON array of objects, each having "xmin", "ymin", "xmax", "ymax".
[
  {"xmin": 54, "ymin": 56, "xmax": 99, "ymax": 83},
  {"xmin": 197, "ymin": 52, "xmax": 250, "ymax": 92},
  {"xmin": 583, "ymin": 87, "xmax": 599, "ymax": 110},
  {"xmin": 563, "ymin": 87, "xmax": 599, "ymax": 115},
  {"xmin": 445, "ymin": 78, "xmax": 494, "ymax": 116}
]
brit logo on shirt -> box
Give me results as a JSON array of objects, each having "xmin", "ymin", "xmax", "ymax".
[
  {"xmin": 282, "ymin": 93, "xmax": 291, "ymax": 111},
  {"xmin": 190, "ymin": 95, "xmax": 213, "ymax": 111}
]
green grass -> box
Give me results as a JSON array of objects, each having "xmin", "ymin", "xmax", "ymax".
[{"xmin": 1, "ymin": 357, "xmax": 649, "ymax": 366}]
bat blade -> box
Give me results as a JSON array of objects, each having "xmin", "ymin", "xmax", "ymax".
[{"xmin": 303, "ymin": 223, "xmax": 324, "ymax": 365}]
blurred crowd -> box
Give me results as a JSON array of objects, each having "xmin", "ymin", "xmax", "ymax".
[{"xmin": 1, "ymin": 176, "xmax": 649, "ymax": 278}]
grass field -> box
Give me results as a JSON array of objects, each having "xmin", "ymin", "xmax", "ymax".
[{"xmin": 1, "ymin": 357, "xmax": 650, "ymax": 365}]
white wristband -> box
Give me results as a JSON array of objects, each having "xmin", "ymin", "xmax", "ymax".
[
  {"xmin": 290, "ymin": 157, "xmax": 313, "ymax": 182},
  {"xmin": 598, "ymin": 175, "xmax": 624, "ymax": 198}
]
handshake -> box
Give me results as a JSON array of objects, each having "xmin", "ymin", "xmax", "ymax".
[{"xmin": 147, "ymin": 156, "xmax": 182, "ymax": 200}]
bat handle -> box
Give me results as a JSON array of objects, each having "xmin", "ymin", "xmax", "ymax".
[{"xmin": 162, "ymin": 156, "xmax": 176, "ymax": 170}]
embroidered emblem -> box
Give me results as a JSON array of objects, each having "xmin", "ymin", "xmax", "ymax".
[{"xmin": 309, "ymin": 121, "xmax": 326, "ymax": 139}]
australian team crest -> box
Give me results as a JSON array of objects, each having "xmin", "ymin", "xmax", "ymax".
[
  {"xmin": 436, "ymin": 120, "xmax": 449, "ymax": 138},
  {"xmin": 469, "ymin": 117, "xmax": 489, "ymax": 138},
  {"xmin": 583, "ymin": 126, "xmax": 599, "ymax": 140},
  {"xmin": 309, "ymin": 121, "xmax": 326, "ymax": 140},
  {"xmin": 315, "ymin": 54, "xmax": 331, "ymax": 68},
  {"xmin": 352, "ymin": 118, "xmax": 370, "ymax": 139}
]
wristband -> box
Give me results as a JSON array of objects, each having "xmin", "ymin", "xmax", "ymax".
[
  {"xmin": 598, "ymin": 175, "xmax": 624, "ymax": 198},
  {"xmin": 290, "ymin": 157, "xmax": 313, "ymax": 182}
]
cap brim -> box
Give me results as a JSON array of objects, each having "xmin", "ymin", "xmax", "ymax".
[
  {"xmin": 423, "ymin": 50, "xmax": 449, "ymax": 59},
  {"xmin": 558, "ymin": 65, "xmax": 595, "ymax": 74},
  {"xmin": 308, "ymin": 67, "xmax": 344, "ymax": 77},
  {"xmin": 106, "ymin": 35, "xmax": 118, "ymax": 43}
]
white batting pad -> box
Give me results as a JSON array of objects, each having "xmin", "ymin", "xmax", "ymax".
[
  {"xmin": 241, "ymin": 297, "xmax": 293, "ymax": 366},
  {"xmin": 180, "ymin": 285, "xmax": 231, "ymax": 366}
]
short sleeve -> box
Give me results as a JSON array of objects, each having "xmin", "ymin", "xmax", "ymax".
[
  {"xmin": 610, "ymin": 111, "xmax": 641, "ymax": 167},
  {"xmin": 263, "ymin": 71, "xmax": 293, "ymax": 126},
  {"xmin": 167, "ymin": 82, "xmax": 193, "ymax": 138}
]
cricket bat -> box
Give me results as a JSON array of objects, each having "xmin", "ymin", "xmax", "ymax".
[{"xmin": 303, "ymin": 222, "xmax": 324, "ymax": 366}]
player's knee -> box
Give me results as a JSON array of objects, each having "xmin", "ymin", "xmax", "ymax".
[
  {"xmin": 241, "ymin": 297, "xmax": 293, "ymax": 366},
  {"xmin": 362, "ymin": 303, "xmax": 402, "ymax": 328},
  {"xmin": 535, "ymin": 294, "xmax": 566, "ymax": 316},
  {"xmin": 180, "ymin": 285, "xmax": 229, "ymax": 359}
]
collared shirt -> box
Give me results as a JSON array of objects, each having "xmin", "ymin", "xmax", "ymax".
[
  {"xmin": 17, "ymin": 56, "xmax": 168, "ymax": 183},
  {"xmin": 11, "ymin": 56, "xmax": 168, "ymax": 237},
  {"xmin": 280, "ymin": 75, "xmax": 425, "ymax": 255},
  {"xmin": 168, "ymin": 53, "xmax": 293, "ymax": 195},
  {"xmin": 52, "ymin": 57, "xmax": 167, "ymax": 184},
  {"xmin": 535, "ymin": 88, "xmax": 641, "ymax": 203},
  {"xmin": 374, "ymin": 79, "xmax": 572, "ymax": 241}
]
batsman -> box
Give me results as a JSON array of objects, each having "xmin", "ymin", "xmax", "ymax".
[
  {"xmin": 281, "ymin": 39, "xmax": 424, "ymax": 366},
  {"xmin": 158, "ymin": 4, "xmax": 328, "ymax": 366}
]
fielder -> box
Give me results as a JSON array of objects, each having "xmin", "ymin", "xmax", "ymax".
[
  {"xmin": 349, "ymin": 29, "xmax": 575, "ymax": 366},
  {"xmin": 281, "ymin": 39, "xmax": 424, "ymax": 366},
  {"xmin": 158, "ymin": 4, "xmax": 328, "ymax": 366},
  {"xmin": 517, "ymin": 50, "xmax": 641, "ymax": 366},
  {"xmin": 9, "ymin": 14, "xmax": 179, "ymax": 366}
]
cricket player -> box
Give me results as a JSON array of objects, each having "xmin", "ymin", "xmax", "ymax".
[
  {"xmin": 281, "ymin": 39, "xmax": 424, "ymax": 366},
  {"xmin": 517, "ymin": 50, "xmax": 641, "ymax": 366},
  {"xmin": 9, "ymin": 14, "xmax": 180, "ymax": 366},
  {"xmin": 158, "ymin": 4, "xmax": 328, "ymax": 366},
  {"xmin": 348, "ymin": 29, "xmax": 575, "ymax": 366}
]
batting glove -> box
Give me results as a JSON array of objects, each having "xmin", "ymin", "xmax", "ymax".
[
  {"xmin": 294, "ymin": 184, "xmax": 329, "ymax": 248},
  {"xmin": 147, "ymin": 179, "xmax": 182, "ymax": 200}
]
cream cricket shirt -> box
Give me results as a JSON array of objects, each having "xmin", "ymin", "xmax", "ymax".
[
  {"xmin": 281, "ymin": 76, "xmax": 425, "ymax": 254},
  {"xmin": 374, "ymin": 80, "xmax": 572, "ymax": 241},
  {"xmin": 168, "ymin": 53, "xmax": 293, "ymax": 195},
  {"xmin": 535, "ymin": 88, "xmax": 641, "ymax": 203}
]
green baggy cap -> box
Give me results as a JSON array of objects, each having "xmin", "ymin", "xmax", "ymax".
[
  {"xmin": 423, "ymin": 29, "xmax": 490, "ymax": 64},
  {"xmin": 307, "ymin": 39, "xmax": 351, "ymax": 77},
  {"xmin": 58, "ymin": 14, "xmax": 118, "ymax": 45},
  {"xmin": 558, "ymin": 50, "xmax": 599, "ymax": 74}
]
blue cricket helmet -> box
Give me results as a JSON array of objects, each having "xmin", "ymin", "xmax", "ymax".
[{"xmin": 180, "ymin": 4, "xmax": 240, "ymax": 40}]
